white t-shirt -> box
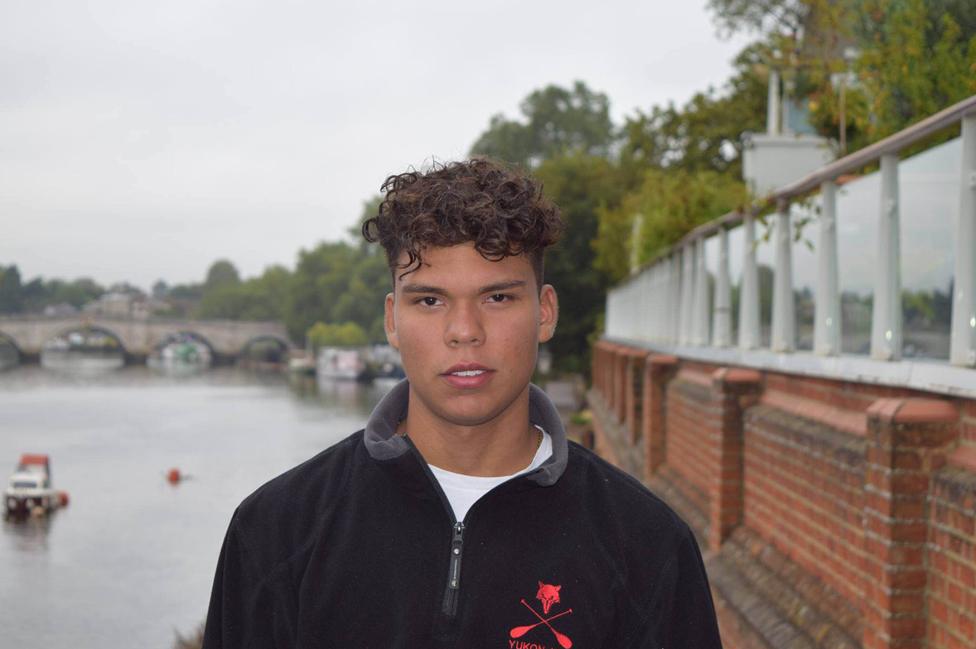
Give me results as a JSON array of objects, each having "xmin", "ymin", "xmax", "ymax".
[{"xmin": 428, "ymin": 428, "xmax": 553, "ymax": 523}]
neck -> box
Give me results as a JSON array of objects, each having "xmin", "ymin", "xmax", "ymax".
[{"xmin": 401, "ymin": 388, "xmax": 539, "ymax": 476}]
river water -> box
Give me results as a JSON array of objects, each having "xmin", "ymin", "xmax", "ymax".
[{"xmin": 0, "ymin": 365, "xmax": 389, "ymax": 648}]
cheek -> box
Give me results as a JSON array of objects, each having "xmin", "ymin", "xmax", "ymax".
[
  {"xmin": 395, "ymin": 324, "xmax": 426, "ymax": 355},
  {"xmin": 496, "ymin": 319, "xmax": 539, "ymax": 362}
]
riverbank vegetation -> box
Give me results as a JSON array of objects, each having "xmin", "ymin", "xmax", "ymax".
[{"xmin": 5, "ymin": 0, "xmax": 973, "ymax": 378}]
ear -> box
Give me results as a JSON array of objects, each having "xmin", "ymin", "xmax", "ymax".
[
  {"xmin": 554, "ymin": 585, "xmax": 561, "ymax": 592},
  {"xmin": 384, "ymin": 292, "xmax": 398, "ymax": 350},
  {"xmin": 538, "ymin": 581, "xmax": 544, "ymax": 589},
  {"xmin": 537, "ymin": 284, "xmax": 558, "ymax": 343}
]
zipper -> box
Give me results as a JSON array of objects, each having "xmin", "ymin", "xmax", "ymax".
[
  {"xmin": 401, "ymin": 435, "xmax": 536, "ymax": 621},
  {"xmin": 442, "ymin": 521, "xmax": 465, "ymax": 616}
]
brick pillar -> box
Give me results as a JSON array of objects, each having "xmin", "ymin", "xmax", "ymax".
[
  {"xmin": 624, "ymin": 352, "xmax": 643, "ymax": 443},
  {"xmin": 643, "ymin": 354, "xmax": 678, "ymax": 480},
  {"xmin": 863, "ymin": 398, "xmax": 958, "ymax": 649},
  {"xmin": 603, "ymin": 344, "xmax": 614, "ymax": 413},
  {"xmin": 613, "ymin": 347, "xmax": 627, "ymax": 424},
  {"xmin": 597, "ymin": 342, "xmax": 611, "ymax": 403},
  {"xmin": 592, "ymin": 342, "xmax": 606, "ymax": 400},
  {"xmin": 706, "ymin": 367, "xmax": 762, "ymax": 552}
]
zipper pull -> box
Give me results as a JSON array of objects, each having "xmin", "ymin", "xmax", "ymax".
[
  {"xmin": 449, "ymin": 522, "xmax": 465, "ymax": 589},
  {"xmin": 442, "ymin": 521, "xmax": 466, "ymax": 616}
]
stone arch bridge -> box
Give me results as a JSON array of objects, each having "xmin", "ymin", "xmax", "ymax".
[{"xmin": 0, "ymin": 315, "xmax": 293, "ymax": 364}]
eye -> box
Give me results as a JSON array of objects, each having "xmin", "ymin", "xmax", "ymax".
[
  {"xmin": 415, "ymin": 296, "xmax": 441, "ymax": 307},
  {"xmin": 487, "ymin": 293, "xmax": 512, "ymax": 303}
]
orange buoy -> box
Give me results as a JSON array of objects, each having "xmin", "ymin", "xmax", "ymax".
[
  {"xmin": 167, "ymin": 468, "xmax": 182, "ymax": 484},
  {"xmin": 57, "ymin": 491, "xmax": 70, "ymax": 507}
]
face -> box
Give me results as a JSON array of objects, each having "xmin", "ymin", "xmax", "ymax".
[{"xmin": 385, "ymin": 243, "xmax": 558, "ymax": 431}]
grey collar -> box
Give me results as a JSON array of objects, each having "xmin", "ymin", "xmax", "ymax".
[{"xmin": 362, "ymin": 379, "xmax": 569, "ymax": 486}]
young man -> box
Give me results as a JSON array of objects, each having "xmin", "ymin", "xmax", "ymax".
[{"xmin": 203, "ymin": 158, "xmax": 722, "ymax": 648}]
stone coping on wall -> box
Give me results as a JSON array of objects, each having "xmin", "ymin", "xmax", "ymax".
[{"xmin": 605, "ymin": 337, "xmax": 976, "ymax": 400}]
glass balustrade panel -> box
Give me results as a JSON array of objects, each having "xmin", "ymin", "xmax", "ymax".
[
  {"xmin": 836, "ymin": 167, "xmax": 879, "ymax": 355},
  {"xmin": 792, "ymin": 200, "xmax": 820, "ymax": 351},
  {"xmin": 898, "ymin": 136, "xmax": 959, "ymax": 361}
]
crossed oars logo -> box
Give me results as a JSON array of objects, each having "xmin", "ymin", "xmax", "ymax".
[{"xmin": 509, "ymin": 599, "xmax": 574, "ymax": 648}]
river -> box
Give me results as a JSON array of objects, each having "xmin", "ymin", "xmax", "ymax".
[{"xmin": 0, "ymin": 365, "xmax": 389, "ymax": 648}]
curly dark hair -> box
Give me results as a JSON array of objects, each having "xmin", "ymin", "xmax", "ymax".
[{"xmin": 362, "ymin": 158, "xmax": 563, "ymax": 288}]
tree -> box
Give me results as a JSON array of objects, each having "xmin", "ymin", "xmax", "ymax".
[
  {"xmin": 533, "ymin": 154, "xmax": 626, "ymax": 373},
  {"xmin": 619, "ymin": 45, "xmax": 768, "ymax": 180},
  {"xmin": 595, "ymin": 169, "xmax": 749, "ymax": 284},
  {"xmin": 284, "ymin": 242, "xmax": 361, "ymax": 342},
  {"xmin": 842, "ymin": 0, "xmax": 976, "ymax": 144},
  {"xmin": 204, "ymin": 260, "xmax": 241, "ymax": 290},
  {"xmin": 707, "ymin": 0, "xmax": 810, "ymax": 38},
  {"xmin": 348, "ymin": 195, "xmax": 384, "ymax": 244},
  {"xmin": 332, "ymin": 253, "xmax": 390, "ymax": 343},
  {"xmin": 706, "ymin": 0, "xmax": 976, "ymax": 153},
  {"xmin": 0, "ymin": 265, "xmax": 24, "ymax": 313},
  {"xmin": 152, "ymin": 280, "xmax": 169, "ymax": 299},
  {"xmin": 470, "ymin": 81, "xmax": 615, "ymax": 167},
  {"xmin": 306, "ymin": 321, "xmax": 369, "ymax": 349},
  {"xmin": 196, "ymin": 265, "xmax": 293, "ymax": 321}
]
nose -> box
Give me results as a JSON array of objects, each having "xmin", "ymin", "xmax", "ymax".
[{"xmin": 444, "ymin": 302, "xmax": 484, "ymax": 347}]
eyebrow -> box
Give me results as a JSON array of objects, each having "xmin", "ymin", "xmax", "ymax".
[{"xmin": 400, "ymin": 279, "xmax": 528, "ymax": 295}]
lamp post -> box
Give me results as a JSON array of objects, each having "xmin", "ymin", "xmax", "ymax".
[{"xmin": 837, "ymin": 47, "xmax": 858, "ymax": 156}]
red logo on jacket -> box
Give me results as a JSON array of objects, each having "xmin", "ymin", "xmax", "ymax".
[
  {"xmin": 509, "ymin": 582, "xmax": 573, "ymax": 648},
  {"xmin": 536, "ymin": 582, "xmax": 561, "ymax": 614}
]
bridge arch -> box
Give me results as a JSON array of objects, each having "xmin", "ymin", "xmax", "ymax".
[
  {"xmin": 239, "ymin": 335, "xmax": 291, "ymax": 364},
  {"xmin": 0, "ymin": 330, "xmax": 22, "ymax": 368},
  {"xmin": 45, "ymin": 324, "xmax": 127, "ymax": 355},
  {"xmin": 152, "ymin": 330, "xmax": 217, "ymax": 359}
]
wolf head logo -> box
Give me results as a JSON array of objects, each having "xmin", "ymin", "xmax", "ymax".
[{"xmin": 536, "ymin": 582, "xmax": 561, "ymax": 614}]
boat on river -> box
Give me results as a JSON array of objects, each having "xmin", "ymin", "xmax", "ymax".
[
  {"xmin": 4, "ymin": 454, "xmax": 65, "ymax": 517},
  {"xmin": 316, "ymin": 347, "xmax": 368, "ymax": 381}
]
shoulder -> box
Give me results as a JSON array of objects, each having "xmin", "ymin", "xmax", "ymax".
[
  {"xmin": 565, "ymin": 440, "xmax": 693, "ymax": 550},
  {"xmin": 563, "ymin": 442, "xmax": 706, "ymax": 635},
  {"xmin": 230, "ymin": 431, "xmax": 364, "ymax": 561}
]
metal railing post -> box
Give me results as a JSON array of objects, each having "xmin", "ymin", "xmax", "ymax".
[
  {"xmin": 871, "ymin": 154, "xmax": 903, "ymax": 360},
  {"xmin": 680, "ymin": 245, "xmax": 695, "ymax": 345},
  {"xmin": 771, "ymin": 201, "xmax": 796, "ymax": 351},
  {"xmin": 638, "ymin": 269, "xmax": 648, "ymax": 342},
  {"xmin": 713, "ymin": 228, "xmax": 732, "ymax": 346},
  {"xmin": 951, "ymin": 113, "xmax": 976, "ymax": 366},
  {"xmin": 656, "ymin": 263, "xmax": 663, "ymax": 343},
  {"xmin": 815, "ymin": 181, "xmax": 841, "ymax": 355},
  {"xmin": 767, "ymin": 69, "xmax": 780, "ymax": 135},
  {"xmin": 693, "ymin": 237, "xmax": 709, "ymax": 345},
  {"xmin": 739, "ymin": 214, "xmax": 761, "ymax": 349},
  {"xmin": 669, "ymin": 254, "xmax": 681, "ymax": 344},
  {"xmin": 663, "ymin": 262, "xmax": 671, "ymax": 343}
]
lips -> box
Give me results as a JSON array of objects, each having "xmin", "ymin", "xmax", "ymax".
[{"xmin": 441, "ymin": 363, "xmax": 495, "ymax": 389}]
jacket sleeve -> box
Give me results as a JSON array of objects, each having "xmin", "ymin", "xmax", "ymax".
[
  {"xmin": 630, "ymin": 524, "xmax": 724, "ymax": 648},
  {"xmin": 202, "ymin": 511, "xmax": 281, "ymax": 649}
]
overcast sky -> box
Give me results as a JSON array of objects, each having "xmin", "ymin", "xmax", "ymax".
[{"xmin": 1, "ymin": 1, "xmax": 751, "ymax": 290}]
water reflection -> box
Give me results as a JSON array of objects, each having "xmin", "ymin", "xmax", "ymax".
[
  {"xmin": 149, "ymin": 332, "xmax": 213, "ymax": 371},
  {"xmin": 41, "ymin": 326, "xmax": 125, "ymax": 370},
  {"xmin": 2, "ymin": 513, "xmax": 55, "ymax": 553},
  {"xmin": 0, "ymin": 366, "xmax": 387, "ymax": 648},
  {"xmin": 898, "ymin": 137, "xmax": 958, "ymax": 361},
  {"xmin": 834, "ymin": 136, "xmax": 960, "ymax": 359},
  {"xmin": 0, "ymin": 337, "xmax": 17, "ymax": 371}
]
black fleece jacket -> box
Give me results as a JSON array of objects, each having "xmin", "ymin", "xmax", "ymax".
[{"xmin": 203, "ymin": 381, "xmax": 722, "ymax": 649}]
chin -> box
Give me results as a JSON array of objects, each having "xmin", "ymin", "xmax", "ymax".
[{"xmin": 433, "ymin": 405, "xmax": 504, "ymax": 428}]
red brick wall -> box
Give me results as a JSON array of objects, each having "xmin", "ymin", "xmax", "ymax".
[
  {"xmin": 664, "ymin": 371, "xmax": 718, "ymax": 520},
  {"xmin": 927, "ymin": 469, "xmax": 976, "ymax": 649},
  {"xmin": 954, "ymin": 401, "xmax": 976, "ymax": 470},
  {"xmin": 743, "ymin": 405, "xmax": 869, "ymax": 607},
  {"xmin": 963, "ymin": 401, "xmax": 976, "ymax": 446},
  {"xmin": 590, "ymin": 340, "xmax": 976, "ymax": 649}
]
